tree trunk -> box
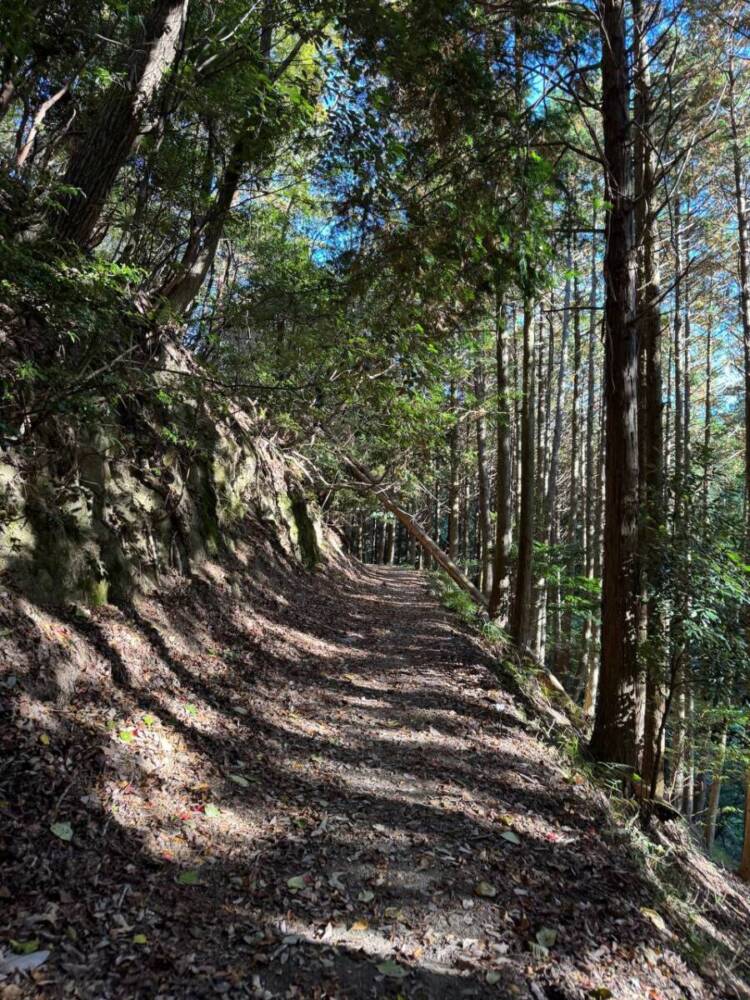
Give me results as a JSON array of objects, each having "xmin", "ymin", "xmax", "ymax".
[
  {"xmin": 159, "ymin": 139, "xmax": 244, "ymax": 315},
  {"xmin": 590, "ymin": 0, "xmax": 641, "ymax": 769},
  {"xmin": 582, "ymin": 208, "xmax": 599, "ymax": 713},
  {"xmin": 510, "ymin": 296, "xmax": 536, "ymax": 649},
  {"xmin": 447, "ymin": 382, "xmax": 460, "ymax": 561},
  {"xmin": 490, "ymin": 298, "xmax": 513, "ymax": 621},
  {"xmin": 384, "ymin": 520, "xmax": 395, "ymax": 565},
  {"xmin": 704, "ymin": 723, "xmax": 727, "ymax": 854},
  {"xmin": 738, "ymin": 767, "xmax": 750, "ymax": 881},
  {"xmin": 561, "ymin": 258, "xmax": 581, "ymax": 676},
  {"xmin": 729, "ymin": 60, "xmax": 750, "ymax": 646},
  {"xmin": 52, "ymin": 0, "xmax": 189, "ymax": 247},
  {"xmin": 376, "ymin": 520, "xmax": 386, "ymax": 564},
  {"xmin": 0, "ymin": 77, "xmax": 15, "ymax": 119},
  {"xmin": 544, "ymin": 247, "xmax": 571, "ymax": 534},
  {"xmin": 16, "ymin": 81, "xmax": 70, "ymax": 168},
  {"xmin": 474, "ymin": 361, "xmax": 494, "ymax": 598},
  {"xmin": 530, "ymin": 308, "xmax": 548, "ymax": 660},
  {"xmin": 702, "ymin": 316, "xmax": 712, "ymax": 524},
  {"xmin": 634, "ymin": 0, "xmax": 666, "ymax": 796},
  {"xmin": 544, "ymin": 249, "xmax": 571, "ymax": 668}
]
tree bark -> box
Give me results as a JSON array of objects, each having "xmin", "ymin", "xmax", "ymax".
[
  {"xmin": 384, "ymin": 520, "xmax": 395, "ymax": 565},
  {"xmin": 474, "ymin": 361, "xmax": 494, "ymax": 598},
  {"xmin": 489, "ymin": 298, "xmax": 514, "ymax": 621},
  {"xmin": 739, "ymin": 767, "xmax": 750, "ymax": 880},
  {"xmin": 510, "ymin": 296, "xmax": 536, "ymax": 649},
  {"xmin": 704, "ymin": 723, "xmax": 727, "ymax": 854},
  {"xmin": 52, "ymin": 0, "xmax": 189, "ymax": 247},
  {"xmin": 447, "ymin": 381, "xmax": 460, "ymax": 562},
  {"xmin": 729, "ymin": 58, "xmax": 750, "ymax": 617},
  {"xmin": 634, "ymin": 0, "xmax": 665, "ymax": 795},
  {"xmin": 159, "ymin": 138, "xmax": 244, "ymax": 314},
  {"xmin": 582, "ymin": 208, "xmax": 599, "ymax": 714},
  {"xmin": 590, "ymin": 0, "xmax": 641, "ymax": 769}
]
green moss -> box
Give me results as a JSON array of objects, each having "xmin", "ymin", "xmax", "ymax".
[
  {"xmin": 190, "ymin": 463, "xmax": 222, "ymax": 556},
  {"xmin": 291, "ymin": 494, "xmax": 320, "ymax": 569}
]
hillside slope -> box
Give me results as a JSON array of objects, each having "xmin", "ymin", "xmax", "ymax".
[{"xmin": 2, "ymin": 559, "xmax": 750, "ymax": 999}]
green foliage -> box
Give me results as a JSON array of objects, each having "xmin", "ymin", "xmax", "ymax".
[{"xmin": 428, "ymin": 571, "xmax": 480, "ymax": 625}]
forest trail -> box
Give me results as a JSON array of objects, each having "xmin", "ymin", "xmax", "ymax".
[{"xmin": 1, "ymin": 564, "xmax": 746, "ymax": 999}]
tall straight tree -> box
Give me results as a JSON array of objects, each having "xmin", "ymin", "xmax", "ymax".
[
  {"xmin": 728, "ymin": 51, "xmax": 750, "ymax": 883},
  {"xmin": 489, "ymin": 296, "xmax": 513, "ymax": 619},
  {"xmin": 634, "ymin": 0, "xmax": 665, "ymax": 796},
  {"xmin": 590, "ymin": 0, "xmax": 642, "ymax": 768}
]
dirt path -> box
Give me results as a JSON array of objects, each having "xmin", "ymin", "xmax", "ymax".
[{"xmin": 0, "ymin": 563, "xmax": 738, "ymax": 998}]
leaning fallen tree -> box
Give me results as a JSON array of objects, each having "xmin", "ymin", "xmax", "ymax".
[{"xmin": 340, "ymin": 453, "xmax": 489, "ymax": 609}]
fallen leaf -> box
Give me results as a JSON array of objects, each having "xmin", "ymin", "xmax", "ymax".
[
  {"xmin": 329, "ymin": 871, "xmax": 346, "ymax": 891},
  {"xmin": 50, "ymin": 821, "xmax": 73, "ymax": 842},
  {"xmin": 204, "ymin": 803, "xmax": 220, "ymax": 818},
  {"xmin": 229, "ymin": 774, "xmax": 250, "ymax": 788},
  {"xmin": 501, "ymin": 830, "xmax": 521, "ymax": 844},
  {"xmin": 376, "ymin": 960, "xmax": 407, "ymax": 979},
  {"xmin": 287, "ymin": 875, "xmax": 307, "ymax": 891},
  {"xmin": 132, "ymin": 933, "xmax": 147, "ymax": 945},
  {"xmin": 358, "ymin": 889, "xmax": 375, "ymax": 903},
  {"xmin": 640, "ymin": 907, "xmax": 666, "ymax": 932},
  {"xmin": 176, "ymin": 869, "xmax": 201, "ymax": 885},
  {"xmin": 9, "ymin": 939, "xmax": 39, "ymax": 955},
  {"xmin": 536, "ymin": 927, "xmax": 557, "ymax": 948},
  {"xmin": 0, "ymin": 950, "xmax": 50, "ymax": 974},
  {"xmin": 474, "ymin": 881, "xmax": 497, "ymax": 898},
  {"xmin": 39, "ymin": 733, "xmax": 50, "ymax": 746},
  {"xmin": 486, "ymin": 971, "xmax": 502, "ymax": 985},
  {"xmin": 351, "ymin": 920, "xmax": 369, "ymax": 931}
]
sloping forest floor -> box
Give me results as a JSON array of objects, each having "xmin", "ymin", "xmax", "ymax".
[{"xmin": 2, "ymin": 548, "xmax": 750, "ymax": 999}]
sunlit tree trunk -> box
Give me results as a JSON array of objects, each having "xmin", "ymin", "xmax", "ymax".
[
  {"xmin": 561, "ymin": 261, "xmax": 581, "ymax": 677},
  {"xmin": 545, "ymin": 243, "xmax": 572, "ymax": 669},
  {"xmin": 531, "ymin": 308, "xmax": 549, "ymax": 659},
  {"xmin": 510, "ymin": 296, "xmax": 536, "ymax": 650},
  {"xmin": 702, "ymin": 316, "xmax": 712, "ymax": 523},
  {"xmin": 490, "ymin": 297, "xmax": 513, "ymax": 620},
  {"xmin": 582, "ymin": 209, "xmax": 599, "ymax": 714},
  {"xmin": 474, "ymin": 361, "xmax": 494, "ymax": 597},
  {"xmin": 384, "ymin": 521, "xmax": 395, "ymax": 565},
  {"xmin": 728, "ymin": 64, "xmax": 750, "ymax": 880},
  {"xmin": 669, "ymin": 195, "xmax": 688, "ymax": 804},
  {"xmin": 447, "ymin": 382, "xmax": 460, "ymax": 561},
  {"xmin": 704, "ymin": 723, "xmax": 727, "ymax": 854}
]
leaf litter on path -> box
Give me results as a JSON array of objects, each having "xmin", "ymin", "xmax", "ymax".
[{"xmin": 0, "ymin": 564, "xmax": 736, "ymax": 1000}]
